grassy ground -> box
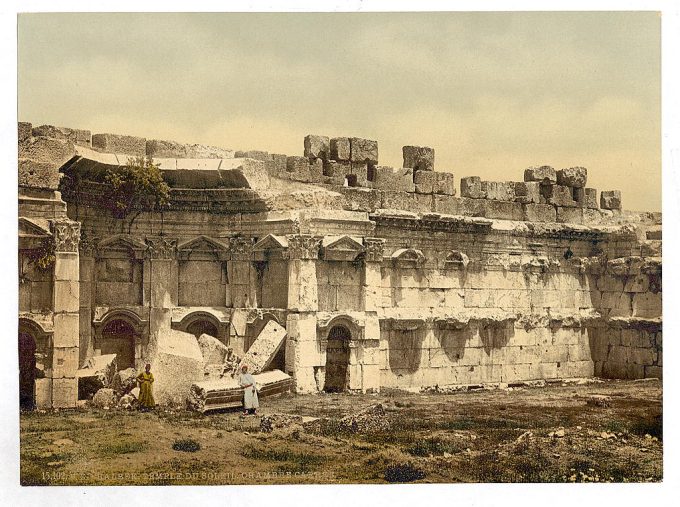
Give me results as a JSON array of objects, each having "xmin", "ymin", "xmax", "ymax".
[{"xmin": 19, "ymin": 378, "xmax": 662, "ymax": 485}]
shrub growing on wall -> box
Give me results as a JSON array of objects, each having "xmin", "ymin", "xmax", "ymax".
[{"xmin": 104, "ymin": 157, "xmax": 170, "ymax": 219}]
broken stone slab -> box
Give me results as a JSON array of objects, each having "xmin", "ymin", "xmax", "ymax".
[
  {"xmin": 548, "ymin": 185, "xmax": 579, "ymax": 207},
  {"xmin": 32, "ymin": 124, "xmax": 92, "ymax": 147},
  {"xmin": 92, "ymin": 133, "xmax": 146, "ymax": 156},
  {"xmin": 557, "ymin": 166, "xmax": 587, "ymax": 188},
  {"xmin": 339, "ymin": 403, "xmax": 390, "ymax": 433},
  {"xmin": 239, "ymin": 320, "xmax": 287, "ymax": 374},
  {"xmin": 111, "ymin": 367, "xmax": 138, "ymax": 396},
  {"xmin": 514, "ymin": 182, "xmax": 541, "ymax": 204},
  {"xmin": 350, "ymin": 137, "xmax": 378, "ymax": 165},
  {"xmin": 402, "ymin": 146, "xmax": 434, "ymax": 171},
  {"xmin": 197, "ymin": 333, "xmax": 229, "ymax": 368},
  {"xmin": 118, "ymin": 393, "xmax": 137, "ymax": 410},
  {"xmin": 330, "ymin": 137, "xmax": 351, "ymax": 161},
  {"xmin": 600, "ymin": 190, "xmax": 622, "ymax": 210},
  {"xmin": 481, "ymin": 181, "xmax": 515, "ymax": 201},
  {"xmin": 460, "ymin": 176, "xmax": 486, "ymax": 198},
  {"xmin": 152, "ymin": 329, "xmax": 205, "ymax": 406},
  {"xmin": 76, "ymin": 354, "xmax": 118, "ymax": 399},
  {"xmin": 92, "ymin": 388, "xmax": 117, "ymax": 409},
  {"xmin": 524, "ymin": 166, "xmax": 557, "ymax": 183},
  {"xmin": 575, "ymin": 187, "xmax": 599, "ymax": 209},
  {"xmin": 188, "ymin": 369, "xmax": 293, "ymax": 413},
  {"xmin": 304, "ymin": 135, "xmax": 330, "ymax": 160},
  {"xmin": 146, "ymin": 139, "xmax": 235, "ymax": 159},
  {"xmin": 372, "ymin": 166, "xmax": 415, "ymax": 192}
]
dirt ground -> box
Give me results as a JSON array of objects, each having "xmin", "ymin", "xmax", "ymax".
[{"xmin": 19, "ymin": 378, "xmax": 662, "ymax": 485}]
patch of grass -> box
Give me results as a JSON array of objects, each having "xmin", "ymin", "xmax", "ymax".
[
  {"xmin": 384, "ymin": 462, "xmax": 426, "ymax": 483},
  {"xmin": 405, "ymin": 437, "xmax": 467, "ymax": 457},
  {"xmin": 20, "ymin": 450, "xmax": 73, "ymax": 485},
  {"xmin": 99, "ymin": 440, "xmax": 148, "ymax": 456},
  {"xmin": 629, "ymin": 415, "xmax": 662, "ymax": 440},
  {"xmin": 242, "ymin": 445, "xmax": 325, "ymax": 473},
  {"xmin": 172, "ymin": 439, "xmax": 201, "ymax": 452}
]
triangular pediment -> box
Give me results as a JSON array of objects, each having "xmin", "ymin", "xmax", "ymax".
[
  {"xmin": 19, "ymin": 217, "xmax": 51, "ymax": 238},
  {"xmin": 98, "ymin": 234, "xmax": 147, "ymax": 258},
  {"xmin": 323, "ymin": 235, "xmax": 364, "ymax": 252},
  {"xmin": 253, "ymin": 234, "xmax": 288, "ymax": 251},
  {"xmin": 391, "ymin": 248, "xmax": 426, "ymax": 266},
  {"xmin": 177, "ymin": 235, "xmax": 229, "ymax": 252}
]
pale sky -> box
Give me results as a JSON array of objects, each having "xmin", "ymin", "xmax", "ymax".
[{"xmin": 18, "ymin": 12, "xmax": 661, "ymax": 211}]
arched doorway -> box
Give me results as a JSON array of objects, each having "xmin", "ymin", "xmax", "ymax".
[
  {"xmin": 324, "ymin": 325, "xmax": 351, "ymax": 392},
  {"xmin": 186, "ymin": 319, "xmax": 219, "ymax": 339},
  {"xmin": 19, "ymin": 332, "xmax": 37, "ymax": 409},
  {"xmin": 101, "ymin": 319, "xmax": 136, "ymax": 370}
]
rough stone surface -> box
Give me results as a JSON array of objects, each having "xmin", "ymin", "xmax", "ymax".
[
  {"xmin": 19, "ymin": 122, "xmax": 32, "ymax": 143},
  {"xmin": 414, "ymin": 170, "xmax": 437, "ymax": 194},
  {"xmin": 601, "ymin": 190, "xmax": 622, "ymax": 210},
  {"xmin": 514, "ymin": 182, "xmax": 541, "ymax": 204},
  {"xmin": 197, "ymin": 334, "xmax": 229, "ymax": 368},
  {"xmin": 460, "ymin": 176, "xmax": 486, "ymax": 199},
  {"xmin": 524, "ymin": 166, "xmax": 557, "ymax": 183},
  {"xmin": 339, "ymin": 403, "xmax": 390, "ymax": 433},
  {"xmin": 482, "ymin": 181, "xmax": 515, "ymax": 201},
  {"xmin": 240, "ymin": 320, "xmax": 287, "ymax": 374},
  {"xmin": 581, "ymin": 188, "xmax": 599, "ymax": 209},
  {"xmin": 402, "ymin": 146, "xmax": 434, "ymax": 171},
  {"xmin": 112, "ymin": 368, "xmax": 138, "ymax": 396},
  {"xmin": 372, "ymin": 166, "xmax": 415, "ymax": 192},
  {"xmin": 32, "ymin": 125, "xmax": 91, "ymax": 146},
  {"xmin": 557, "ymin": 167, "xmax": 588, "ymax": 188},
  {"xmin": 304, "ymin": 135, "xmax": 330, "ymax": 160},
  {"xmin": 91, "ymin": 133, "xmax": 146, "ymax": 156},
  {"xmin": 523, "ymin": 203, "xmax": 557, "ymax": 222},
  {"xmin": 330, "ymin": 137, "xmax": 351, "ymax": 161},
  {"xmin": 152, "ymin": 330, "xmax": 205, "ymax": 406},
  {"xmin": 92, "ymin": 388, "xmax": 117, "ymax": 408},
  {"xmin": 350, "ymin": 138, "xmax": 378, "ymax": 165}
]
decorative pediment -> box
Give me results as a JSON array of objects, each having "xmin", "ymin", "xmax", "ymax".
[
  {"xmin": 177, "ymin": 235, "xmax": 230, "ymax": 261},
  {"xmin": 252, "ymin": 234, "xmax": 288, "ymax": 261},
  {"xmin": 97, "ymin": 234, "xmax": 147, "ymax": 259},
  {"xmin": 391, "ymin": 248, "xmax": 426, "ymax": 268},
  {"xmin": 19, "ymin": 218, "xmax": 51, "ymax": 239},
  {"xmin": 321, "ymin": 235, "xmax": 365, "ymax": 262},
  {"xmin": 443, "ymin": 250, "xmax": 470, "ymax": 270}
]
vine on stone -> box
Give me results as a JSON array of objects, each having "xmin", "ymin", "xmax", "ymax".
[{"xmin": 103, "ymin": 157, "xmax": 170, "ymax": 219}]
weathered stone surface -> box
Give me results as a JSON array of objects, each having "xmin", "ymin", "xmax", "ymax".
[
  {"xmin": 556, "ymin": 206, "xmax": 584, "ymax": 224},
  {"xmin": 483, "ymin": 200, "xmax": 523, "ymax": 220},
  {"xmin": 557, "ymin": 167, "xmax": 587, "ymax": 188},
  {"xmin": 523, "ymin": 203, "xmax": 557, "ymax": 222},
  {"xmin": 304, "ymin": 135, "xmax": 330, "ymax": 160},
  {"xmin": 18, "ymin": 159, "xmax": 61, "ymax": 190},
  {"xmin": 402, "ymin": 146, "xmax": 434, "ymax": 171},
  {"xmin": 482, "ymin": 181, "xmax": 515, "ymax": 201},
  {"xmin": 32, "ymin": 125, "xmax": 91, "ymax": 146},
  {"xmin": 339, "ymin": 403, "xmax": 390, "ymax": 433},
  {"xmin": 460, "ymin": 176, "xmax": 486, "ymax": 198},
  {"xmin": 19, "ymin": 136, "xmax": 75, "ymax": 165},
  {"xmin": 601, "ymin": 190, "xmax": 622, "ymax": 210},
  {"xmin": 18, "ymin": 122, "xmax": 32, "ymax": 142},
  {"xmin": 524, "ymin": 166, "xmax": 557, "ymax": 183},
  {"xmin": 152, "ymin": 330, "xmax": 205, "ymax": 406},
  {"xmin": 350, "ymin": 137, "xmax": 378, "ymax": 164},
  {"xmin": 198, "ymin": 334, "xmax": 229, "ymax": 368},
  {"xmin": 414, "ymin": 170, "xmax": 436, "ymax": 194},
  {"xmin": 92, "ymin": 388, "xmax": 117, "ymax": 408},
  {"xmin": 112, "ymin": 367, "xmax": 138, "ymax": 396},
  {"xmin": 372, "ymin": 166, "xmax": 415, "ymax": 192},
  {"xmin": 91, "ymin": 133, "xmax": 146, "ymax": 156},
  {"xmin": 548, "ymin": 185, "xmax": 579, "ymax": 207},
  {"xmin": 286, "ymin": 156, "xmax": 323, "ymax": 183},
  {"xmin": 76, "ymin": 354, "xmax": 118, "ymax": 399},
  {"xmin": 576, "ymin": 187, "xmax": 599, "ymax": 209},
  {"xmin": 146, "ymin": 139, "xmax": 234, "ymax": 159},
  {"xmin": 117, "ymin": 393, "xmax": 137, "ymax": 410},
  {"xmin": 240, "ymin": 320, "xmax": 287, "ymax": 374},
  {"xmin": 514, "ymin": 182, "xmax": 541, "ymax": 204},
  {"xmin": 434, "ymin": 172, "xmax": 456, "ymax": 195},
  {"xmin": 330, "ymin": 137, "xmax": 351, "ymax": 161}
]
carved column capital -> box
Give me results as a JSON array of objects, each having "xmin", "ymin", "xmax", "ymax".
[
  {"xmin": 78, "ymin": 230, "xmax": 99, "ymax": 257},
  {"xmin": 229, "ymin": 236, "xmax": 253, "ymax": 260},
  {"xmin": 287, "ymin": 234, "xmax": 321, "ymax": 260},
  {"xmin": 145, "ymin": 236, "xmax": 177, "ymax": 259},
  {"xmin": 50, "ymin": 220, "xmax": 81, "ymax": 253},
  {"xmin": 363, "ymin": 237, "xmax": 385, "ymax": 263}
]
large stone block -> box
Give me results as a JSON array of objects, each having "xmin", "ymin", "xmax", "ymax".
[
  {"xmin": 483, "ymin": 200, "xmax": 523, "ymax": 220},
  {"xmin": 330, "ymin": 137, "xmax": 351, "ymax": 161},
  {"xmin": 35, "ymin": 377, "xmax": 52, "ymax": 409},
  {"xmin": 557, "ymin": 166, "xmax": 587, "ymax": 188},
  {"xmin": 514, "ymin": 182, "xmax": 541, "ymax": 204},
  {"xmin": 523, "ymin": 203, "xmax": 557, "ymax": 222},
  {"xmin": 286, "ymin": 156, "xmax": 322, "ymax": 183},
  {"xmin": 54, "ymin": 280, "xmax": 80, "ymax": 313},
  {"xmin": 548, "ymin": 184, "xmax": 579, "ymax": 207},
  {"xmin": 414, "ymin": 169, "xmax": 437, "ymax": 194},
  {"xmin": 434, "ymin": 172, "xmax": 456, "ymax": 195},
  {"xmin": 402, "ymin": 146, "xmax": 434, "ymax": 171},
  {"xmin": 240, "ymin": 320, "xmax": 287, "ymax": 373},
  {"xmin": 91, "ymin": 133, "xmax": 146, "ymax": 156},
  {"xmin": 52, "ymin": 378, "xmax": 78, "ymax": 408},
  {"xmin": 19, "ymin": 135, "xmax": 76, "ymax": 165},
  {"xmin": 556, "ymin": 206, "xmax": 584, "ymax": 224},
  {"xmin": 524, "ymin": 166, "xmax": 557, "ymax": 183},
  {"xmin": 457, "ymin": 197, "xmax": 486, "ymax": 216},
  {"xmin": 350, "ymin": 137, "xmax": 378, "ymax": 164},
  {"xmin": 152, "ymin": 330, "xmax": 205, "ymax": 406},
  {"xmin": 460, "ymin": 176, "xmax": 486, "ymax": 198},
  {"xmin": 146, "ymin": 139, "xmax": 188, "ymax": 158},
  {"xmin": 482, "ymin": 181, "xmax": 515, "ymax": 201},
  {"xmin": 600, "ymin": 190, "xmax": 622, "ymax": 210},
  {"xmin": 349, "ymin": 162, "xmax": 370, "ymax": 187},
  {"xmin": 577, "ymin": 187, "xmax": 599, "ymax": 209},
  {"xmin": 53, "ymin": 313, "xmax": 80, "ymax": 348},
  {"xmin": 32, "ymin": 124, "xmax": 91, "ymax": 146},
  {"xmin": 198, "ymin": 334, "xmax": 229, "ymax": 368},
  {"xmin": 433, "ymin": 194, "xmax": 460, "ymax": 214},
  {"xmin": 18, "ymin": 159, "xmax": 61, "ymax": 190},
  {"xmin": 304, "ymin": 135, "xmax": 330, "ymax": 160},
  {"xmin": 372, "ymin": 166, "xmax": 415, "ymax": 192},
  {"xmin": 53, "ymin": 347, "xmax": 79, "ymax": 378},
  {"xmin": 341, "ymin": 187, "xmax": 382, "ymax": 212}
]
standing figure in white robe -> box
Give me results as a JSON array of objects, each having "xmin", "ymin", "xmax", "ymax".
[{"xmin": 238, "ymin": 364, "xmax": 259, "ymax": 415}]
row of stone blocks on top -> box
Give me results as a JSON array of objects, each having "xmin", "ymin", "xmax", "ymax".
[{"xmin": 460, "ymin": 165, "xmax": 622, "ymax": 212}]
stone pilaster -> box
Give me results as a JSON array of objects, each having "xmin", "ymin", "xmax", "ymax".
[
  {"xmin": 228, "ymin": 237, "xmax": 256, "ymax": 308},
  {"xmin": 362, "ymin": 237, "xmax": 384, "ymax": 312},
  {"xmin": 144, "ymin": 236, "xmax": 177, "ymax": 365},
  {"xmin": 77, "ymin": 231, "xmax": 98, "ymax": 366},
  {"xmin": 51, "ymin": 219, "xmax": 80, "ymax": 408}
]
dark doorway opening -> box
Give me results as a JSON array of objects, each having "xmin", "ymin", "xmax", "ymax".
[
  {"xmin": 101, "ymin": 319, "xmax": 136, "ymax": 370},
  {"xmin": 324, "ymin": 325, "xmax": 351, "ymax": 392},
  {"xmin": 186, "ymin": 319, "xmax": 219, "ymax": 339},
  {"xmin": 19, "ymin": 332, "xmax": 37, "ymax": 410}
]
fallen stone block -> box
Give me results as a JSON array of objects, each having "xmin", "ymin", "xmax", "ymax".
[
  {"xmin": 32, "ymin": 124, "xmax": 91, "ymax": 146},
  {"xmin": 482, "ymin": 181, "xmax": 515, "ymax": 201},
  {"xmin": 198, "ymin": 334, "xmax": 229, "ymax": 368},
  {"xmin": 118, "ymin": 392, "xmax": 137, "ymax": 410},
  {"xmin": 402, "ymin": 146, "xmax": 434, "ymax": 171},
  {"xmin": 372, "ymin": 166, "xmax": 415, "ymax": 192},
  {"xmin": 188, "ymin": 369, "xmax": 293, "ymax": 413},
  {"xmin": 260, "ymin": 413, "xmax": 304, "ymax": 433},
  {"xmin": 304, "ymin": 135, "xmax": 330, "ymax": 160},
  {"xmin": 111, "ymin": 367, "xmax": 138, "ymax": 396},
  {"xmin": 92, "ymin": 133, "xmax": 146, "ymax": 156},
  {"xmin": 524, "ymin": 166, "xmax": 557, "ymax": 183},
  {"xmin": 76, "ymin": 353, "xmax": 118, "ymax": 399},
  {"xmin": 350, "ymin": 137, "xmax": 378, "ymax": 165},
  {"xmin": 330, "ymin": 137, "xmax": 351, "ymax": 161},
  {"xmin": 92, "ymin": 388, "xmax": 117, "ymax": 409},
  {"xmin": 514, "ymin": 182, "xmax": 541, "ymax": 204},
  {"xmin": 557, "ymin": 166, "xmax": 587, "ymax": 188},
  {"xmin": 339, "ymin": 403, "xmax": 390, "ymax": 433},
  {"xmin": 460, "ymin": 176, "xmax": 486, "ymax": 198},
  {"xmin": 600, "ymin": 190, "xmax": 622, "ymax": 210},
  {"xmin": 239, "ymin": 320, "xmax": 287, "ymax": 374},
  {"xmin": 152, "ymin": 329, "xmax": 205, "ymax": 406}
]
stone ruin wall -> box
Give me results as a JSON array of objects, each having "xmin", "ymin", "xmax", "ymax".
[{"xmin": 18, "ymin": 122, "xmax": 662, "ymax": 406}]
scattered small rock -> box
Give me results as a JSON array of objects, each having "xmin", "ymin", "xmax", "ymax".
[{"xmin": 549, "ymin": 428, "xmax": 565, "ymax": 438}]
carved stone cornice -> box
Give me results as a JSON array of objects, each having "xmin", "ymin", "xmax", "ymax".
[
  {"xmin": 363, "ymin": 237, "xmax": 385, "ymax": 263},
  {"xmin": 145, "ymin": 236, "xmax": 177, "ymax": 259},
  {"xmin": 229, "ymin": 237, "xmax": 253, "ymax": 261},
  {"xmin": 50, "ymin": 220, "xmax": 81, "ymax": 253},
  {"xmin": 287, "ymin": 234, "xmax": 321, "ymax": 260}
]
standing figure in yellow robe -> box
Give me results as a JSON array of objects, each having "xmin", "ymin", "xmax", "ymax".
[{"xmin": 137, "ymin": 363, "xmax": 155, "ymax": 411}]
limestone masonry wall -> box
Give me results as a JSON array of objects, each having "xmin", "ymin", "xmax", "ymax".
[{"xmin": 17, "ymin": 122, "xmax": 662, "ymax": 407}]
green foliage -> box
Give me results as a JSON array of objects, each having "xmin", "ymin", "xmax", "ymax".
[
  {"xmin": 23, "ymin": 237, "xmax": 56, "ymax": 274},
  {"xmin": 172, "ymin": 439, "xmax": 201, "ymax": 452},
  {"xmin": 104, "ymin": 157, "xmax": 169, "ymax": 218}
]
